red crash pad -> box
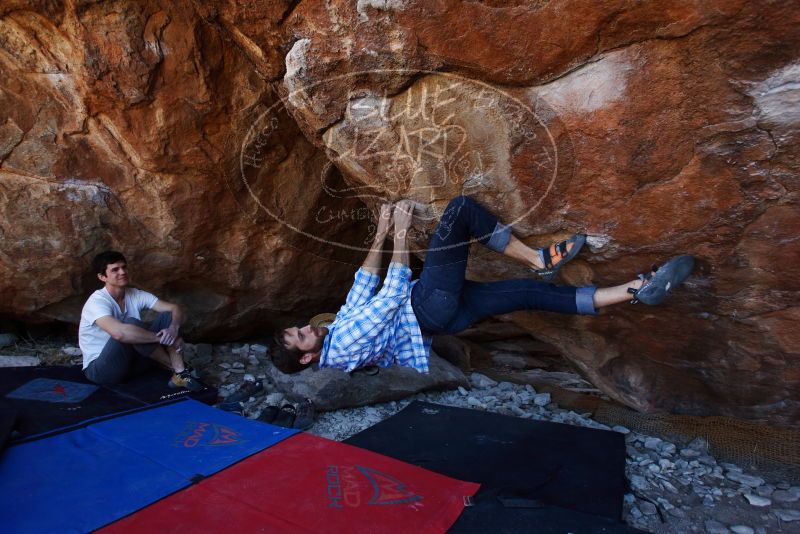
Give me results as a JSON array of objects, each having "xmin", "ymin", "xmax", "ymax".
[{"xmin": 102, "ymin": 432, "xmax": 479, "ymax": 533}]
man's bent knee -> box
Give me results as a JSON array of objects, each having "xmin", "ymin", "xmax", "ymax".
[
  {"xmin": 446, "ymin": 195, "xmax": 473, "ymax": 211},
  {"xmin": 122, "ymin": 316, "xmax": 145, "ymax": 327}
]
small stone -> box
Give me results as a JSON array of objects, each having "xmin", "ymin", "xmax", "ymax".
[
  {"xmin": 772, "ymin": 488, "xmax": 799, "ymax": 503},
  {"xmin": 232, "ymin": 361, "xmax": 245, "ymax": 369},
  {"xmin": 243, "ymin": 373, "xmax": 255, "ymax": 382},
  {"xmin": 533, "ymin": 393, "xmax": 551, "ymax": 407},
  {"xmin": 219, "ymin": 362, "xmax": 231, "ymax": 369},
  {"xmin": 698, "ymin": 454, "xmax": 717, "ymax": 466},
  {"xmin": 703, "ymin": 495, "xmax": 715, "ymax": 507},
  {"xmin": 727, "ymin": 472, "xmax": 765, "ymax": 488},
  {"xmin": 776, "ymin": 482, "xmax": 791, "ymax": 490},
  {"xmin": 730, "ymin": 526, "xmax": 754, "ymax": 534},
  {"xmin": 755, "ymin": 485, "xmax": 774, "ymax": 498},
  {"xmin": 630, "ymin": 474, "xmax": 649, "ymax": 491},
  {"xmin": 469, "ymin": 373, "xmax": 496, "ymax": 389},
  {"xmin": 457, "ymin": 386, "xmax": 468, "ymax": 396},
  {"xmin": 668, "ymin": 507, "xmax": 686, "ymax": 518},
  {"xmin": 509, "ymin": 405, "xmax": 525, "ymax": 416},
  {"xmin": 612, "ymin": 425, "xmax": 630, "ymax": 434},
  {"xmin": 681, "ymin": 448, "xmax": 701, "ymax": 459},
  {"xmin": 250, "ymin": 344, "xmax": 268, "ymax": 355},
  {"xmin": 229, "ymin": 368, "xmax": 245, "ymax": 374},
  {"xmin": 0, "ymin": 334, "xmax": 19, "ymax": 349},
  {"xmin": 0, "ymin": 333, "xmax": 18, "ymax": 348},
  {"xmin": 0, "ymin": 354, "xmax": 41, "ymax": 367},
  {"xmin": 496, "ymin": 381, "xmax": 515, "ymax": 391},
  {"xmin": 659, "ymin": 459, "xmax": 674, "ymax": 470},
  {"xmin": 743, "ymin": 494, "xmax": 771, "ymax": 507},
  {"xmin": 467, "ymin": 396, "xmax": 483, "ymax": 408},
  {"xmin": 688, "ymin": 437, "xmax": 709, "ymax": 451},
  {"xmin": 639, "ymin": 501, "xmax": 657, "ymax": 515},
  {"xmin": 61, "ymin": 345, "xmax": 82, "ymax": 356},
  {"xmin": 644, "ymin": 437, "xmax": 663, "ymax": 450},
  {"xmin": 773, "ymin": 509, "xmax": 800, "ymax": 522},
  {"xmin": 630, "ymin": 506, "xmax": 643, "ymax": 519},
  {"xmin": 660, "ymin": 442, "xmax": 677, "ymax": 455},
  {"xmin": 195, "ymin": 343, "xmax": 213, "ymax": 360},
  {"xmin": 661, "ymin": 480, "xmax": 679, "ymax": 494},
  {"xmin": 704, "ymin": 519, "xmax": 729, "ymax": 534},
  {"xmin": 648, "ymin": 463, "xmax": 660, "ymax": 473},
  {"xmin": 265, "ymin": 393, "xmax": 284, "ymax": 406}
]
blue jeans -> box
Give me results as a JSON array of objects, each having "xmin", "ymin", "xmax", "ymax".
[
  {"xmin": 84, "ymin": 312, "xmax": 172, "ymax": 384},
  {"xmin": 410, "ymin": 196, "xmax": 597, "ymax": 335}
]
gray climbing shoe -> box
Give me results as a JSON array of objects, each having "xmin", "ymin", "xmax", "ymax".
[{"xmin": 629, "ymin": 255, "xmax": 695, "ymax": 305}]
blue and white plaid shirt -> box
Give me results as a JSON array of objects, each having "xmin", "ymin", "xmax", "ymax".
[{"xmin": 320, "ymin": 263, "xmax": 432, "ymax": 373}]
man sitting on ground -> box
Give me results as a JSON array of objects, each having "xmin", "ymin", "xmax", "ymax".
[
  {"xmin": 273, "ymin": 196, "xmax": 694, "ymax": 374},
  {"xmin": 78, "ymin": 250, "xmax": 201, "ymax": 391}
]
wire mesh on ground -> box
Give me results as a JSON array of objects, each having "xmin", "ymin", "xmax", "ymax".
[{"xmin": 482, "ymin": 370, "xmax": 800, "ymax": 484}]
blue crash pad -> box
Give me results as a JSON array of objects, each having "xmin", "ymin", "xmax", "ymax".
[{"xmin": 0, "ymin": 399, "xmax": 298, "ymax": 533}]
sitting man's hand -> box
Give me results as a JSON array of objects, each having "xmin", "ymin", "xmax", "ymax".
[
  {"xmin": 393, "ymin": 200, "xmax": 414, "ymax": 239},
  {"xmin": 157, "ymin": 324, "xmax": 180, "ymax": 347},
  {"xmin": 375, "ymin": 202, "xmax": 394, "ymax": 241}
]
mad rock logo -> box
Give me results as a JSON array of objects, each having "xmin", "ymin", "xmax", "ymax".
[
  {"xmin": 326, "ymin": 465, "xmax": 423, "ymax": 509},
  {"xmin": 174, "ymin": 422, "xmax": 241, "ymax": 448}
]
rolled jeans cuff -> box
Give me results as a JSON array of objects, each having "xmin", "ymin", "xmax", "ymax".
[
  {"xmin": 575, "ymin": 286, "xmax": 598, "ymax": 315},
  {"xmin": 486, "ymin": 222, "xmax": 512, "ymax": 253}
]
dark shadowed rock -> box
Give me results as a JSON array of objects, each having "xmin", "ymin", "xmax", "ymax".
[
  {"xmin": 431, "ymin": 335, "xmax": 493, "ymax": 371},
  {"xmin": 264, "ymin": 352, "xmax": 467, "ymax": 411}
]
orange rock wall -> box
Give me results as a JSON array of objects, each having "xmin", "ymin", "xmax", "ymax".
[
  {"xmin": 0, "ymin": 1, "xmax": 368, "ymax": 338},
  {"xmin": 1, "ymin": 1, "xmax": 798, "ymax": 424}
]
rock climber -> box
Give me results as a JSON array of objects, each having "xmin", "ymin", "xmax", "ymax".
[{"xmin": 273, "ymin": 196, "xmax": 694, "ymax": 374}]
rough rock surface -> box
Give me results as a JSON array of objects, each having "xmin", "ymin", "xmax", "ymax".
[
  {"xmin": 263, "ymin": 351, "xmax": 468, "ymax": 411},
  {"xmin": 0, "ymin": 1, "xmax": 368, "ymax": 338},
  {"xmin": 1, "ymin": 2, "xmax": 799, "ymax": 424},
  {"xmin": 275, "ymin": 0, "xmax": 800, "ymax": 425}
]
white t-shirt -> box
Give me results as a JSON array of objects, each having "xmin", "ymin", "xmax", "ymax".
[{"xmin": 78, "ymin": 287, "xmax": 159, "ymax": 369}]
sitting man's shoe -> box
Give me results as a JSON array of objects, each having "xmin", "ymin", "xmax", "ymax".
[
  {"xmin": 272, "ymin": 403, "xmax": 296, "ymax": 428},
  {"xmin": 292, "ymin": 398, "xmax": 316, "ymax": 430},
  {"xmin": 258, "ymin": 404, "xmax": 281, "ymax": 424},
  {"xmin": 532, "ymin": 234, "xmax": 586, "ymax": 282},
  {"xmin": 628, "ymin": 255, "xmax": 695, "ymax": 305},
  {"xmin": 216, "ymin": 400, "xmax": 244, "ymax": 414},
  {"xmin": 225, "ymin": 379, "xmax": 265, "ymax": 404},
  {"xmin": 168, "ymin": 370, "xmax": 204, "ymax": 392},
  {"xmin": 184, "ymin": 364, "xmax": 205, "ymax": 381}
]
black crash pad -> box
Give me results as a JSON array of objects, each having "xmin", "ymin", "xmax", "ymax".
[
  {"xmin": 0, "ymin": 398, "xmax": 15, "ymax": 452},
  {"xmin": 0, "ymin": 366, "xmax": 216, "ymax": 443},
  {"xmin": 346, "ymin": 401, "xmax": 643, "ymax": 533}
]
